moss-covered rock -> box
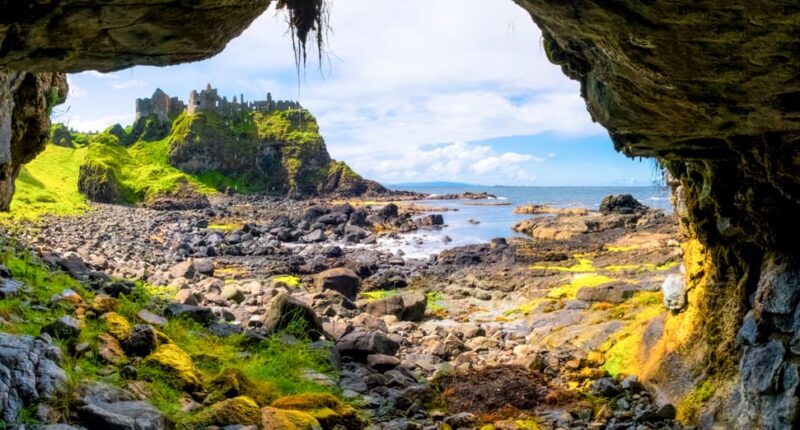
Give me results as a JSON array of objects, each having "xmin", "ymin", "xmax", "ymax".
[
  {"xmin": 207, "ymin": 368, "xmax": 280, "ymax": 406},
  {"xmin": 271, "ymin": 393, "xmax": 364, "ymax": 430},
  {"xmin": 101, "ymin": 312, "xmax": 132, "ymax": 341},
  {"xmin": 50, "ymin": 123, "xmax": 73, "ymax": 148},
  {"xmin": 262, "ymin": 406, "xmax": 322, "ymax": 430},
  {"xmin": 202, "ymin": 396, "xmax": 262, "ymax": 426},
  {"xmin": 143, "ymin": 343, "xmax": 201, "ymax": 391}
]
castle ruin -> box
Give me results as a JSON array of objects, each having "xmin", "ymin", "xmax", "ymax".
[{"xmin": 134, "ymin": 84, "xmax": 301, "ymax": 122}]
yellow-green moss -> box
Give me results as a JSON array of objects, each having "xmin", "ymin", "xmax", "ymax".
[
  {"xmin": 547, "ymin": 273, "xmax": 617, "ymax": 299},
  {"xmin": 530, "ymin": 254, "xmax": 596, "ymax": 272},
  {"xmin": 262, "ymin": 406, "xmax": 323, "ymax": 430},
  {"xmin": 202, "ymin": 396, "xmax": 262, "ymax": 426},
  {"xmin": 101, "ymin": 311, "xmax": 132, "ymax": 341},
  {"xmin": 273, "ymin": 275, "xmax": 303, "ymax": 288},
  {"xmin": 677, "ymin": 379, "xmax": 716, "ymax": 422},
  {"xmin": 272, "ymin": 393, "xmax": 362, "ymax": 429},
  {"xmin": 144, "ymin": 343, "xmax": 201, "ymax": 390}
]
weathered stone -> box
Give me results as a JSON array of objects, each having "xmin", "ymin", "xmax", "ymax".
[
  {"xmin": 261, "ymin": 406, "xmax": 322, "ymax": 430},
  {"xmin": 0, "ymin": 333, "xmax": 67, "ymax": 423},
  {"xmin": 75, "ymin": 382, "xmax": 170, "ymax": 430},
  {"xmin": 122, "ymin": 324, "xmax": 157, "ymax": 358},
  {"xmin": 0, "ymin": 277, "xmax": 24, "ymax": 298},
  {"xmin": 576, "ymin": 283, "xmax": 638, "ymax": 304},
  {"xmin": 661, "ymin": 274, "xmax": 686, "ymax": 311},
  {"xmin": 262, "ymin": 293, "xmax": 323, "ymax": 340},
  {"xmin": 741, "ymin": 340, "xmax": 786, "ymax": 395},
  {"xmin": 168, "ymin": 260, "xmax": 196, "ymax": 280},
  {"xmin": 365, "ymin": 292, "xmax": 427, "ymax": 322},
  {"xmin": 336, "ymin": 329, "xmax": 400, "ymax": 361},
  {"xmin": 97, "ymin": 333, "xmax": 127, "ymax": 365},
  {"xmin": 164, "ymin": 303, "xmax": 216, "ymax": 326},
  {"xmin": 42, "ymin": 315, "xmax": 83, "ymax": 341},
  {"xmin": 136, "ymin": 309, "xmax": 167, "ymax": 326},
  {"xmin": 315, "ymin": 268, "xmax": 361, "ymax": 301},
  {"xmin": 58, "ymin": 252, "xmax": 91, "ymax": 280},
  {"xmin": 222, "ymin": 284, "xmax": 246, "ymax": 304},
  {"xmin": 367, "ymin": 353, "xmax": 400, "ymax": 371}
]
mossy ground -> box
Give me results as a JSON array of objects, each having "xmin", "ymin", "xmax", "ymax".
[{"xmin": 0, "ymin": 244, "xmax": 339, "ymax": 428}]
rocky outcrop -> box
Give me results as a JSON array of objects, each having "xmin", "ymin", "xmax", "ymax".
[
  {"xmin": 0, "ymin": 70, "xmax": 67, "ymax": 210},
  {"xmin": 0, "ymin": 332, "xmax": 67, "ymax": 422},
  {"xmin": 0, "ymin": 1, "xmax": 272, "ymax": 72},
  {"xmin": 514, "ymin": 1, "xmax": 800, "ymax": 426}
]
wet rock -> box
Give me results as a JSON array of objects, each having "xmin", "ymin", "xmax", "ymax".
[
  {"xmin": 661, "ymin": 274, "xmax": 686, "ymax": 311},
  {"xmin": 599, "ymin": 194, "xmax": 647, "ymax": 215},
  {"xmin": 0, "ymin": 333, "xmax": 67, "ymax": 423},
  {"xmin": 315, "ymin": 268, "xmax": 361, "ymax": 301},
  {"xmin": 417, "ymin": 214, "xmax": 444, "ymax": 226}
]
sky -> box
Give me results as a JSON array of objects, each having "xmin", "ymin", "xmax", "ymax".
[{"xmin": 59, "ymin": 0, "xmax": 658, "ymax": 186}]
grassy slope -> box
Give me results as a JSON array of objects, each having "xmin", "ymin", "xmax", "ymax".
[
  {"xmin": 10, "ymin": 145, "xmax": 89, "ymax": 219},
  {"xmin": 0, "ymin": 247, "xmax": 336, "ymax": 427}
]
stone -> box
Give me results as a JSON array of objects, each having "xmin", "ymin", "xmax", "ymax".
[
  {"xmin": 0, "ymin": 278, "xmax": 24, "ymax": 298},
  {"xmin": 208, "ymin": 368, "xmax": 279, "ymax": 407},
  {"xmin": 336, "ymin": 329, "xmax": 400, "ymax": 361},
  {"xmin": 741, "ymin": 340, "xmax": 786, "ymax": 395},
  {"xmin": 91, "ymin": 295, "xmax": 118, "ymax": 313},
  {"xmin": 97, "ymin": 333, "xmax": 127, "ymax": 365},
  {"xmin": 737, "ymin": 311, "xmax": 763, "ymax": 346},
  {"xmin": 137, "ymin": 309, "xmax": 167, "ymax": 326},
  {"xmin": 122, "ymin": 324, "xmax": 158, "ymax": 358},
  {"xmin": 271, "ymin": 393, "xmax": 364, "ymax": 430},
  {"xmin": 315, "ymin": 268, "xmax": 361, "ymax": 301},
  {"xmin": 655, "ymin": 404, "xmax": 677, "ymax": 420},
  {"xmin": 175, "ymin": 289, "xmax": 199, "ymax": 305},
  {"xmin": 42, "ymin": 315, "xmax": 83, "ymax": 342},
  {"xmin": 194, "ymin": 258, "xmax": 215, "ymax": 276},
  {"xmin": 303, "ymin": 229, "xmax": 326, "ymax": 243},
  {"xmin": 364, "ymin": 292, "xmax": 427, "ymax": 322},
  {"xmin": 367, "ymin": 353, "xmax": 400, "ymax": 371},
  {"xmin": 164, "ymin": 303, "xmax": 216, "ymax": 325},
  {"xmin": 169, "ymin": 260, "xmax": 196, "ymax": 279},
  {"xmin": 262, "ymin": 293, "xmax": 324, "ymax": 340},
  {"xmin": 378, "ymin": 203, "xmax": 399, "ymax": 218},
  {"xmin": 0, "ymin": 333, "xmax": 67, "ymax": 423},
  {"xmin": 144, "ymin": 344, "xmax": 201, "ymax": 391},
  {"xmin": 261, "ymin": 406, "xmax": 322, "ymax": 430},
  {"xmin": 203, "ymin": 396, "xmax": 262, "ymax": 426},
  {"xmin": 661, "ymin": 274, "xmax": 686, "ymax": 311},
  {"xmin": 76, "ymin": 382, "xmax": 170, "ymax": 430},
  {"xmin": 222, "ymin": 285, "xmax": 246, "ymax": 304},
  {"xmin": 576, "ymin": 283, "xmax": 638, "ymax": 304},
  {"xmin": 590, "ymin": 377, "xmax": 620, "ymax": 398},
  {"xmin": 599, "ymin": 194, "xmax": 647, "ymax": 215},
  {"xmin": 101, "ymin": 312, "xmax": 132, "ymax": 341},
  {"xmin": 58, "ymin": 252, "xmax": 91, "ymax": 280},
  {"xmin": 756, "ymin": 255, "xmax": 800, "ymax": 317}
]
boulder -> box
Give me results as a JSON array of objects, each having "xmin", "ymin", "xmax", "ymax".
[
  {"xmin": 164, "ymin": 303, "xmax": 216, "ymax": 325},
  {"xmin": 168, "ymin": 260, "xmax": 196, "ymax": 279},
  {"xmin": 599, "ymin": 194, "xmax": 648, "ymax": 215},
  {"xmin": 576, "ymin": 283, "xmax": 639, "ymax": 303},
  {"xmin": 378, "ymin": 203, "xmax": 399, "ymax": 219},
  {"xmin": 0, "ymin": 278, "xmax": 24, "ymax": 299},
  {"xmin": 122, "ymin": 324, "xmax": 157, "ymax": 357},
  {"xmin": 262, "ymin": 293, "xmax": 324, "ymax": 340},
  {"xmin": 661, "ymin": 274, "xmax": 687, "ymax": 311},
  {"xmin": 417, "ymin": 214, "xmax": 444, "ymax": 226},
  {"xmin": 143, "ymin": 344, "xmax": 201, "ymax": 391},
  {"xmin": 271, "ymin": 393, "xmax": 364, "ymax": 430},
  {"xmin": 208, "ymin": 368, "xmax": 279, "ymax": 406},
  {"xmin": 367, "ymin": 354, "xmax": 400, "ymax": 372},
  {"xmin": 194, "ymin": 259, "xmax": 215, "ymax": 276},
  {"xmin": 58, "ymin": 252, "xmax": 91, "ymax": 280},
  {"xmin": 42, "ymin": 315, "xmax": 83, "ymax": 342},
  {"xmin": 101, "ymin": 312, "xmax": 132, "ymax": 341},
  {"xmin": 76, "ymin": 382, "xmax": 170, "ymax": 430},
  {"xmin": 262, "ymin": 406, "xmax": 322, "ymax": 430},
  {"xmin": 136, "ymin": 309, "xmax": 167, "ymax": 326},
  {"xmin": 0, "ymin": 333, "xmax": 67, "ymax": 422},
  {"xmin": 315, "ymin": 268, "xmax": 361, "ymax": 301},
  {"xmin": 202, "ymin": 396, "xmax": 262, "ymax": 426},
  {"xmin": 97, "ymin": 333, "xmax": 127, "ymax": 365},
  {"xmin": 336, "ymin": 329, "xmax": 400, "ymax": 361},
  {"xmin": 365, "ymin": 292, "xmax": 427, "ymax": 322}
]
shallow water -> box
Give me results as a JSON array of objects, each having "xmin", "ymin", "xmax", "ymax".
[{"xmin": 377, "ymin": 185, "xmax": 672, "ymax": 259}]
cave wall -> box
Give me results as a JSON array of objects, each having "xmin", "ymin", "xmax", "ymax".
[{"xmin": 513, "ymin": 0, "xmax": 800, "ymax": 427}]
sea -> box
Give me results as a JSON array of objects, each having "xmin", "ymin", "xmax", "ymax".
[{"xmin": 375, "ymin": 185, "xmax": 673, "ymax": 259}]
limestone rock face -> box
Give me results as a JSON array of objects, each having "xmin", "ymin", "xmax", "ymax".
[{"xmin": 0, "ymin": 1, "xmax": 271, "ymax": 73}]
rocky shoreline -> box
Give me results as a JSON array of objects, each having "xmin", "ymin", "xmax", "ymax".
[{"xmin": 0, "ymin": 193, "xmax": 691, "ymax": 429}]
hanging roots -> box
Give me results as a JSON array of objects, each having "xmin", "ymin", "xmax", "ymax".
[{"xmin": 276, "ymin": 0, "xmax": 329, "ymax": 70}]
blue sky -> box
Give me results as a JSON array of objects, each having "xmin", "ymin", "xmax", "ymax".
[{"xmin": 59, "ymin": 0, "xmax": 656, "ymax": 186}]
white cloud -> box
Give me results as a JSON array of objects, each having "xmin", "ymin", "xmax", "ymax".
[
  {"xmin": 67, "ymin": 78, "xmax": 87, "ymax": 98},
  {"xmin": 112, "ymin": 80, "xmax": 147, "ymax": 90},
  {"xmin": 82, "ymin": 71, "xmax": 120, "ymax": 80},
  {"xmin": 66, "ymin": 114, "xmax": 132, "ymax": 133}
]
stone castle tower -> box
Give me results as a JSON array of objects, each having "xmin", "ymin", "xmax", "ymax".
[{"xmin": 135, "ymin": 84, "xmax": 301, "ymax": 121}]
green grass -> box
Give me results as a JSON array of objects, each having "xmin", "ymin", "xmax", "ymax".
[
  {"xmin": 9, "ymin": 145, "xmax": 89, "ymax": 219},
  {"xmin": 0, "ymin": 246, "xmax": 339, "ymax": 428}
]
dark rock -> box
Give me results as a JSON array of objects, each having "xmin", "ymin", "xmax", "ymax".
[
  {"xmin": 367, "ymin": 354, "xmax": 400, "ymax": 371},
  {"xmin": 417, "ymin": 214, "xmax": 444, "ymax": 226},
  {"xmin": 367, "ymin": 269, "xmax": 407, "ymax": 291},
  {"xmin": 168, "ymin": 260, "xmax": 196, "ymax": 279},
  {"xmin": 336, "ymin": 329, "xmax": 401, "ymax": 361},
  {"xmin": 590, "ymin": 377, "xmax": 620, "ymax": 397},
  {"xmin": 208, "ymin": 322, "xmax": 244, "ymax": 338},
  {"xmin": 0, "ymin": 278, "xmax": 24, "ymax": 298},
  {"xmin": 122, "ymin": 325, "xmax": 157, "ymax": 357},
  {"xmin": 576, "ymin": 283, "xmax": 638, "ymax": 303},
  {"xmin": 365, "ymin": 292, "xmax": 427, "ymax": 322},
  {"xmin": 0, "ymin": 333, "xmax": 66, "ymax": 423},
  {"xmin": 655, "ymin": 404, "xmax": 677, "ymax": 420},
  {"xmin": 58, "ymin": 252, "xmax": 91, "ymax": 280},
  {"xmin": 741, "ymin": 340, "xmax": 785, "ymax": 395},
  {"xmin": 76, "ymin": 382, "xmax": 170, "ymax": 430},
  {"xmin": 42, "ymin": 316, "xmax": 82, "ymax": 341},
  {"xmin": 378, "ymin": 203, "xmax": 399, "ymax": 218},
  {"xmin": 262, "ymin": 293, "xmax": 323, "ymax": 340},
  {"xmin": 737, "ymin": 311, "xmax": 763, "ymax": 346},
  {"xmin": 599, "ymin": 194, "xmax": 647, "ymax": 215},
  {"xmin": 194, "ymin": 259, "xmax": 215, "ymax": 276},
  {"xmin": 164, "ymin": 303, "xmax": 216, "ymax": 326},
  {"xmin": 316, "ymin": 268, "xmax": 361, "ymax": 301}
]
